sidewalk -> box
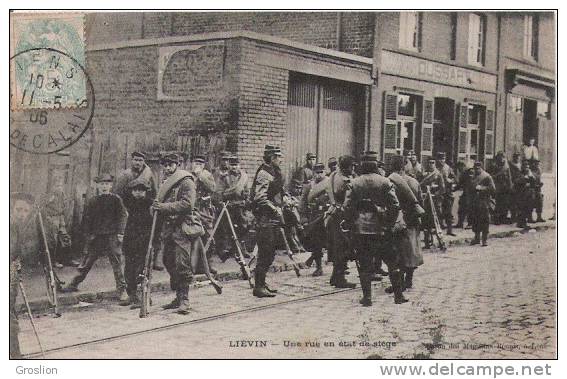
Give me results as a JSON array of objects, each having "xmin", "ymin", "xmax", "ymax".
[{"xmin": 17, "ymin": 217, "xmax": 556, "ymax": 314}]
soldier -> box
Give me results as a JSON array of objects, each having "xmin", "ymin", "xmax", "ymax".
[
  {"xmin": 514, "ymin": 160, "xmax": 538, "ymax": 229},
  {"xmin": 190, "ymin": 154, "xmax": 217, "ymax": 274},
  {"xmin": 308, "ymin": 155, "xmax": 357, "ymax": 288},
  {"xmin": 250, "ymin": 145, "xmax": 287, "ymax": 298},
  {"xmin": 10, "ymin": 192, "xmax": 36, "ymax": 358},
  {"xmin": 468, "ymin": 162, "xmax": 496, "ymax": 246},
  {"xmin": 404, "ymin": 150, "xmax": 423, "ymax": 181},
  {"xmin": 62, "ymin": 174, "xmax": 129, "ymax": 303},
  {"xmin": 420, "ymin": 158, "xmax": 445, "ymax": 248},
  {"xmin": 41, "ymin": 178, "xmax": 78, "ymax": 268},
  {"xmin": 292, "ymin": 152, "xmax": 316, "ymax": 191},
  {"xmin": 153, "ymin": 153, "xmax": 200, "ymax": 314},
  {"xmin": 120, "ymin": 179, "xmax": 154, "ymax": 307},
  {"xmin": 454, "ymin": 165, "xmax": 474, "ymax": 229},
  {"xmin": 113, "ymin": 151, "xmax": 161, "ymax": 270},
  {"xmin": 302, "ymin": 162, "xmax": 329, "ymax": 277},
  {"xmin": 435, "ymin": 152, "xmax": 456, "ymax": 236},
  {"xmin": 509, "ymin": 152, "xmax": 523, "ymax": 223},
  {"xmin": 212, "ymin": 151, "xmax": 233, "ymax": 260},
  {"xmin": 522, "ymin": 137, "xmax": 539, "ymax": 162},
  {"xmin": 490, "ymin": 152, "xmax": 514, "ymax": 225},
  {"xmin": 530, "ymin": 159, "xmax": 545, "ymax": 223},
  {"xmin": 387, "ymin": 155, "xmax": 425, "ymax": 292},
  {"xmin": 342, "ymin": 152, "xmax": 405, "ymax": 306},
  {"xmin": 327, "ymin": 157, "xmax": 338, "ymax": 175}
]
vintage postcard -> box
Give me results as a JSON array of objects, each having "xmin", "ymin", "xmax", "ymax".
[{"xmin": 9, "ymin": 10, "xmax": 556, "ymax": 362}]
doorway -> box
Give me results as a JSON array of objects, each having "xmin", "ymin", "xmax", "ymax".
[{"xmin": 523, "ymin": 98, "xmax": 538, "ymax": 144}]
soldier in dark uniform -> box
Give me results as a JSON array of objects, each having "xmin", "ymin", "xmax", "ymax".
[
  {"xmin": 509, "ymin": 152, "xmax": 523, "ymax": 223},
  {"xmin": 62, "ymin": 174, "xmax": 129, "ymax": 303},
  {"xmin": 250, "ymin": 145, "xmax": 287, "ymax": 298},
  {"xmin": 153, "ymin": 153, "xmax": 200, "ymax": 314},
  {"xmin": 468, "ymin": 161, "xmax": 496, "ymax": 246},
  {"xmin": 342, "ymin": 152, "xmax": 405, "ymax": 306},
  {"xmin": 302, "ymin": 162, "xmax": 329, "ymax": 277},
  {"xmin": 435, "ymin": 152, "xmax": 456, "ymax": 236},
  {"xmin": 120, "ymin": 179, "xmax": 154, "ymax": 307},
  {"xmin": 490, "ymin": 151, "xmax": 514, "ymax": 225},
  {"xmin": 292, "ymin": 152, "xmax": 316, "ymax": 192},
  {"xmin": 514, "ymin": 160, "xmax": 538, "ymax": 229},
  {"xmin": 327, "ymin": 157, "xmax": 338, "ymax": 175},
  {"xmin": 420, "ymin": 158, "xmax": 445, "ymax": 248},
  {"xmin": 454, "ymin": 165, "xmax": 474, "ymax": 229},
  {"xmin": 190, "ymin": 154, "xmax": 217, "ymax": 273},
  {"xmin": 530, "ymin": 159, "xmax": 545, "ymax": 223},
  {"xmin": 308, "ymin": 155, "xmax": 357, "ymax": 288}
]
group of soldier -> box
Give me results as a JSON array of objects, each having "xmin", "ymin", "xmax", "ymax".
[{"xmin": 9, "ymin": 141, "xmax": 548, "ymax": 357}]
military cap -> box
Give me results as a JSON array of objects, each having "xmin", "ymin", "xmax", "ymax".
[
  {"xmin": 160, "ymin": 153, "xmax": 179, "ymax": 165},
  {"xmin": 405, "ymin": 149, "xmax": 415, "ymax": 156},
  {"xmin": 327, "ymin": 156, "xmax": 338, "ymax": 167},
  {"xmin": 10, "ymin": 192, "xmax": 35, "ymax": 204},
  {"xmin": 306, "ymin": 152, "xmax": 317, "ymax": 160},
  {"xmin": 427, "ymin": 156, "xmax": 436, "ymax": 162},
  {"xmin": 473, "ymin": 161, "xmax": 483, "ymax": 168},
  {"xmin": 191, "ymin": 154, "xmax": 206, "ymax": 163},
  {"xmin": 313, "ymin": 162, "xmax": 325, "ymax": 173},
  {"xmin": 127, "ymin": 178, "xmax": 151, "ymax": 191},
  {"xmin": 95, "ymin": 173, "xmax": 114, "ymax": 183},
  {"xmin": 228, "ymin": 155, "xmax": 240, "ymax": 164},
  {"xmin": 131, "ymin": 151, "xmax": 146, "ymax": 160},
  {"xmin": 436, "ymin": 152, "xmax": 446, "ymax": 159}
]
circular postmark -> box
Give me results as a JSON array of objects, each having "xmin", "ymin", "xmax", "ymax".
[{"xmin": 10, "ymin": 47, "xmax": 94, "ymax": 155}]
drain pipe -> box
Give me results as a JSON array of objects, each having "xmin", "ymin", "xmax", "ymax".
[{"xmin": 336, "ymin": 12, "xmax": 343, "ymax": 51}]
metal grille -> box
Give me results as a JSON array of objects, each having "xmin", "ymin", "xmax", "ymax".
[
  {"xmin": 288, "ymin": 79, "xmax": 316, "ymax": 107},
  {"xmin": 459, "ymin": 105, "xmax": 468, "ymax": 128},
  {"xmin": 384, "ymin": 123, "xmax": 397, "ymax": 149},
  {"xmin": 459, "ymin": 131, "xmax": 468, "ymax": 153},
  {"xmin": 423, "ymin": 100, "xmax": 433, "ymax": 124},
  {"xmin": 385, "ymin": 94, "xmax": 398, "ymax": 120},
  {"xmin": 422, "ymin": 126, "xmax": 433, "ymax": 151},
  {"xmin": 322, "ymin": 84, "xmax": 354, "ymax": 111},
  {"xmin": 486, "ymin": 109, "xmax": 494, "ymax": 131},
  {"xmin": 485, "ymin": 133, "xmax": 494, "ymax": 155}
]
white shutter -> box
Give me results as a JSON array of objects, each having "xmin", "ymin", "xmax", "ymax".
[{"xmin": 468, "ymin": 14, "xmax": 480, "ymax": 64}]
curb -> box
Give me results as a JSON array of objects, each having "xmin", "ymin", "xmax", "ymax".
[{"xmin": 20, "ymin": 223, "xmax": 555, "ymax": 315}]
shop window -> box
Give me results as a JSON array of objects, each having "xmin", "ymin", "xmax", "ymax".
[
  {"xmin": 468, "ymin": 104, "xmax": 483, "ymax": 125},
  {"xmin": 524, "ymin": 14, "xmax": 539, "ymax": 61},
  {"xmin": 537, "ymin": 101, "xmax": 550, "ymax": 119},
  {"xmin": 397, "ymin": 94, "xmax": 417, "ymax": 117},
  {"xmin": 509, "ymin": 96, "xmax": 523, "ymax": 113},
  {"xmin": 468, "ymin": 13, "xmax": 486, "ymax": 66},
  {"xmin": 399, "ymin": 12, "xmax": 422, "ymax": 52}
]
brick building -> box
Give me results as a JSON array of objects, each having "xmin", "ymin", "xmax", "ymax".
[{"xmin": 9, "ymin": 11, "xmax": 556, "ymax": 231}]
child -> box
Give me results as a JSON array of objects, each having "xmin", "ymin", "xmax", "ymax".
[
  {"xmin": 62, "ymin": 174, "xmax": 128, "ymax": 302},
  {"xmin": 120, "ymin": 179, "xmax": 154, "ymax": 306}
]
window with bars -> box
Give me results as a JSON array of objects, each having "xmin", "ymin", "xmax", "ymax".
[
  {"xmin": 468, "ymin": 13, "xmax": 486, "ymax": 66},
  {"xmin": 524, "ymin": 15, "xmax": 539, "ymax": 61},
  {"xmin": 399, "ymin": 12, "xmax": 422, "ymax": 52}
]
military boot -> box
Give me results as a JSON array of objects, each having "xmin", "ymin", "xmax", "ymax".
[
  {"xmin": 481, "ymin": 231, "xmax": 488, "ymax": 247},
  {"xmin": 60, "ymin": 277, "xmax": 81, "ymax": 293},
  {"xmin": 329, "ymin": 265, "xmax": 338, "ymax": 286},
  {"xmin": 177, "ymin": 288, "xmax": 190, "ymax": 315},
  {"xmin": 312, "ymin": 255, "xmax": 323, "ymax": 277},
  {"xmin": 536, "ymin": 212, "xmax": 545, "ymax": 223},
  {"xmin": 253, "ymin": 272, "xmax": 275, "ymax": 298},
  {"xmin": 334, "ymin": 275, "xmax": 357, "ymax": 289},
  {"xmin": 470, "ymin": 232, "xmax": 481, "ymax": 245},
  {"xmin": 404, "ymin": 269, "xmax": 414, "ymax": 289},
  {"xmin": 359, "ymin": 273, "xmax": 372, "ymax": 306},
  {"xmin": 162, "ymin": 292, "xmax": 180, "ymax": 310},
  {"xmin": 119, "ymin": 292, "xmax": 134, "ymax": 306},
  {"xmin": 390, "ymin": 271, "xmax": 408, "ymax": 304},
  {"xmin": 446, "ymin": 223, "xmax": 457, "ymax": 237}
]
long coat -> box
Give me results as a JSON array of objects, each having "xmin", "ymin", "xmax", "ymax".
[{"xmin": 468, "ymin": 170, "xmax": 496, "ymax": 232}]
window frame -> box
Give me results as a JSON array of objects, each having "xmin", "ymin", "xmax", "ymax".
[
  {"xmin": 468, "ymin": 13, "xmax": 487, "ymax": 66},
  {"xmin": 523, "ymin": 14, "xmax": 539, "ymax": 61},
  {"xmin": 399, "ymin": 12, "xmax": 422, "ymax": 52}
]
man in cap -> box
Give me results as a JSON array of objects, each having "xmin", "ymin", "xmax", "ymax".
[
  {"xmin": 292, "ymin": 152, "xmax": 317, "ymax": 190},
  {"xmin": 250, "ymin": 145, "xmax": 287, "ymax": 297},
  {"xmin": 404, "ymin": 150, "xmax": 423, "ymax": 182},
  {"xmin": 308, "ymin": 155, "xmax": 357, "ymax": 288},
  {"xmin": 420, "ymin": 157, "xmax": 445, "ymax": 248},
  {"xmin": 342, "ymin": 152, "xmax": 405, "ymax": 306},
  {"xmin": 513, "ymin": 159, "xmax": 538, "ymax": 229},
  {"xmin": 530, "ymin": 159, "xmax": 545, "ymax": 223},
  {"xmin": 435, "ymin": 152, "xmax": 457, "ymax": 236},
  {"xmin": 120, "ymin": 178, "xmax": 154, "ymax": 307},
  {"xmin": 190, "ymin": 154, "xmax": 217, "ymax": 273},
  {"xmin": 467, "ymin": 161, "xmax": 496, "ymax": 246},
  {"xmin": 490, "ymin": 151, "xmax": 513, "ymax": 225},
  {"xmin": 62, "ymin": 174, "xmax": 129, "ymax": 303},
  {"xmin": 113, "ymin": 151, "xmax": 161, "ymax": 270},
  {"xmin": 10, "ymin": 192, "xmax": 37, "ymax": 358},
  {"xmin": 522, "ymin": 137, "xmax": 539, "ymax": 163},
  {"xmin": 454, "ymin": 162, "xmax": 474, "ymax": 229},
  {"xmin": 327, "ymin": 157, "xmax": 338, "ymax": 175},
  {"xmin": 153, "ymin": 153, "xmax": 200, "ymax": 314},
  {"xmin": 509, "ymin": 152, "xmax": 523, "ymax": 223},
  {"xmin": 213, "ymin": 151, "xmax": 232, "ymax": 196},
  {"xmin": 301, "ymin": 162, "xmax": 329, "ymax": 276}
]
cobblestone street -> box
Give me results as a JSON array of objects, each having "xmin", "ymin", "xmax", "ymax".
[{"xmin": 18, "ymin": 229, "xmax": 556, "ymax": 359}]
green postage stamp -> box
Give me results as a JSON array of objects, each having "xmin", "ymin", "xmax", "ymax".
[{"xmin": 10, "ymin": 12, "xmax": 86, "ymax": 110}]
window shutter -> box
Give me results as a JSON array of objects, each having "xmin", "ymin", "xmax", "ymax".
[
  {"xmin": 457, "ymin": 102, "xmax": 469, "ymax": 160},
  {"xmin": 468, "ymin": 14, "xmax": 479, "ymax": 64},
  {"xmin": 483, "ymin": 109, "xmax": 495, "ymax": 161},
  {"xmin": 383, "ymin": 92, "xmax": 399, "ymax": 159},
  {"xmin": 421, "ymin": 98, "xmax": 434, "ymax": 162}
]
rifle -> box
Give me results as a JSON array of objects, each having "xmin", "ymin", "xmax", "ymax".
[
  {"xmin": 425, "ymin": 186, "xmax": 447, "ymax": 251},
  {"xmin": 18, "ymin": 270, "xmax": 46, "ymax": 358},
  {"xmin": 338, "ymin": 220, "xmax": 362, "ymax": 274},
  {"xmin": 221, "ymin": 203, "xmax": 253, "ymax": 288},
  {"xmin": 139, "ymin": 211, "xmax": 158, "ymax": 318},
  {"xmin": 36, "ymin": 209, "xmax": 61, "ymax": 318},
  {"xmin": 196, "ymin": 235, "xmax": 223, "ymax": 295}
]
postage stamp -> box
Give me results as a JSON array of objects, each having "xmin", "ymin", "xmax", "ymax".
[{"xmin": 10, "ymin": 12, "xmax": 86, "ymax": 110}]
